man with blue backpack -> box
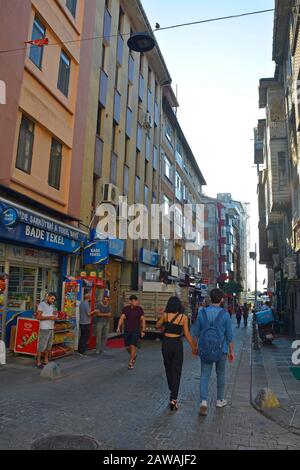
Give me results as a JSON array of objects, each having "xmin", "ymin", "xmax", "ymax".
[{"xmin": 193, "ymin": 288, "xmax": 234, "ymax": 416}]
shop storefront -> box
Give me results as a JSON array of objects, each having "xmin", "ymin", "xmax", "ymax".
[
  {"xmin": 83, "ymin": 234, "xmax": 125, "ymax": 330},
  {"xmin": 0, "ymin": 198, "xmax": 87, "ymax": 345},
  {"xmin": 139, "ymin": 249, "xmax": 159, "ymax": 288}
]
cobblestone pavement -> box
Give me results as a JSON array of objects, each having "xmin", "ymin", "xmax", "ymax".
[
  {"xmin": 252, "ymin": 335, "xmax": 300, "ymax": 431},
  {"xmin": 1, "ymin": 324, "xmax": 300, "ymax": 450}
]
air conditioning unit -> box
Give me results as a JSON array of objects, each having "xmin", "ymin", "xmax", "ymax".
[
  {"xmin": 102, "ymin": 183, "xmax": 120, "ymax": 205},
  {"xmin": 143, "ymin": 112, "xmax": 153, "ymax": 129}
]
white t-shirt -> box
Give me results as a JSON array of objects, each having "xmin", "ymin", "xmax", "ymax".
[{"xmin": 38, "ymin": 301, "xmax": 55, "ymax": 330}]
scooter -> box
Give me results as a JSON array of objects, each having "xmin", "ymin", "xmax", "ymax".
[{"xmin": 258, "ymin": 323, "xmax": 274, "ymax": 345}]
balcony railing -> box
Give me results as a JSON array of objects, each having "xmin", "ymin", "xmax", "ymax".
[
  {"xmin": 99, "ymin": 69, "xmax": 108, "ymax": 108},
  {"xmin": 139, "ymin": 74, "xmax": 145, "ymax": 102},
  {"xmin": 116, "ymin": 33, "xmax": 124, "ymax": 66},
  {"xmin": 103, "ymin": 8, "xmax": 112, "ymax": 45},
  {"xmin": 125, "ymin": 107, "xmax": 132, "ymax": 138},
  {"xmin": 94, "ymin": 136, "xmax": 103, "ymax": 177},
  {"xmin": 154, "ymin": 101, "xmax": 159, "ymax": 127},
  {"xmin": 128, "ymin": 55, "xmax": 134, "ymax": 84},
  {"xmin": 114, "ymin": 89, "xmax": 121, "ymax": 124}
]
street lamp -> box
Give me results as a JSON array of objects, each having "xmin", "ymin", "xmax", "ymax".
[
  {"xmin": 249, "ymin": 244, "xmax": 259, "ymax": 350},
  {"xmin": 127, "ymin": 32, "xmax": 155, "ymax": 52}
]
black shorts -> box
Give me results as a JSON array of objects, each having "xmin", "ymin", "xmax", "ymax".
[{"xmin": 124, "ymin": 329, "xmax": 140, "ymax": 347}]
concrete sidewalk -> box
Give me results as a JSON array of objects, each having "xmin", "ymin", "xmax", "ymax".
[{"xmin": 251, "ymin": 335, "xmax": 300, "ymax": 434}]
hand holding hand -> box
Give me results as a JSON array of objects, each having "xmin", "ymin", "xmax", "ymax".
[{"xmin": 228, "ymin": 352, "xmax": 235, "ymax": 363}]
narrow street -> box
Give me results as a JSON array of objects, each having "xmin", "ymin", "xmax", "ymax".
[{"xmin": 1, "ymin": 322, "xmax": 300, "ymax": 450}]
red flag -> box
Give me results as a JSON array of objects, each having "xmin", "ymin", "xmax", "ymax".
[{"xmin": 25, "ymin": 38, "xmax": 49, "ymax": 47}]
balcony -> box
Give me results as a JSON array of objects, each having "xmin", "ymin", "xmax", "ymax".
[
  {"xmin": 103, "ymin": 8, "xmax": 112, "ymax": 45},
  {"xmin": 99, "ymin": 69, "xmax": 108, "ymax": 108},
  {"xmin": 113, "ymin": 89, "xmax": 121, "ymax": 124},
  {"xmin": 153, "ymin": 146, "xmax": 158, "ymax": 170},
  {"xmin": 147, "ymin": 89, "xmax": 152, "ymax": 113},
  {"xmin": 94, "ymin": 136, "xmax": 103, "ymax": 177},
  {"xmin": 126, "ymin": 107, "xmax": 132, "ymax": 138},
  {"xmin": 254, "ymin": 140, "xmax": 264, "ymax": 165},
  {"xmin": 139, "ymin": 74, "xmax": 145, "ymax": 102},
  {"xmin": 128, "ymin": 55, "xmax": 134, "ymax": 84},
  {"xmin": 154, "ymin": 101, "xmax": 159, "ymax": 127},
  {"xmin": 116, "ymin": 33, "xmax": 124, "ymax": 66}
]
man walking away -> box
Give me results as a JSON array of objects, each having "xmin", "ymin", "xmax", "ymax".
[
  {"xmin": 193, "ymin": 288, "xmax": 234, "ymax": 416},
  {"xmin": 242, "ymin": 303, "xmax": 249, "ymax": 327},
  {"xmin": 117, "ymin": 295, "xmax": 146, "ymax": 369},
  {"xmin": 36, "ymin": 293, "xmax": 57, "ymax": 368},
  {"xmin": 236, "ymin": 305, "xmax": 242, "ymax": 328},
  {"xmin": 78, "ymin": 293, "xmax": 92, "ymax": 354},
  {"xmin": 93, "ymin": 295, "xmax": 112, "ymax": 354}
]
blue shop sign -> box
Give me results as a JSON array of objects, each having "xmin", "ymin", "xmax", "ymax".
[
  {"xmin": 0, "ymin": 198, "xmax": 87, "ymax": 254},
  {"xmin": 90, "ymin": 229, "xmax": 125, "ymax": 258},
  {"xmin": 140, "ymin": 248, "xmax": 159, "ymax": 266},
  {"xmin": 83, "ymin": 241, "xmax": 109, "ymax": 265},
  {"xmin": 2, "ymin": 208, "xmax": 18, "ymax": 227}
]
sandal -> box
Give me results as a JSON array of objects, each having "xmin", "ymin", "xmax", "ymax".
[
  {"xmin": 128, "ymin": 362, "xmax": 134, "ymax": 370},
  {"xmin": 170, "ymin": 400, "xmax": 179, "ymax": 411}
]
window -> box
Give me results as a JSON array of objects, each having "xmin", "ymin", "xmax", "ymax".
[
  {"xmin": 164, "ymin": 156, "xmax": 172, "ymax": 181},
  {"xmin": 48, "ymin": 139, "xmax": 62, "ymax": 189},
  {"xmin": 144, "ymin": 185, "xmax": 149, "ymax": 205},
  {"xmin": 163, "ymin": 195, "xmax": 170, "ymax": 216},
  {"xmin": 110, "ymin": 152, "xmax": 118, "ymax": 185},
  {"xmin": 165, "ymin": 121, "xmax": 173, "ymax": 146},
  {"xmin": 278, "ymin": 152, "xmax": 287, "ymax": 187},
  {"xmin": 29, "ymin": 17, "xmax": 46, "ymax": 69},
  {"xmin": 118, "ymin": 7, "xmax": 125, "ymax": 34},
  {"xmin": 66, "ymin": 0, "xmax": 77, "ymax": 17},
  {"xmin": 123, "ymin": 165, "xmax": 129, "ymax": 196},
  {"xmin": 101, "ymin": 45, "xmax": 106, "ymax": 70},
  {"xmin": 176, "ymin": 141, "xmax": 183, "ymax": 167},
  {"xmin": 137, "ymin": 123, "xmax": 142, "ymax": 152},
  {"xmin": 175, "ymin": 172, "xmax": 182, "ymax": 201},
  {"xmin": 96, "ymin": 105, "xmax": 104, "ymax": 137},
  {"xmin": 135, "ymin": 176, "xmax": 140, "ymax": 202},
  {"xmin": 16, "ymin": 115, "xmax": 35, "ymax": 174},
  {"xmin": 57, "ymin": 50, "xmax": 71, "ymax": 97}
]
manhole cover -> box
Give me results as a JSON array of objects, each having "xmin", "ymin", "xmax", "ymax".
[{"xmin": 31, "ymin": 434, "xmax": 100, "ymax": 450}]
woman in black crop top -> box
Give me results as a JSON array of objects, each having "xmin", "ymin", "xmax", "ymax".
[{"xmin": 156, "ymin": 296, "xmax": 197, "ymax": 410}]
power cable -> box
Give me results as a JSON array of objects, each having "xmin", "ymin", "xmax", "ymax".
[{"xmin": 0, "ymin": 6, "xmax": 296, "ymax": 55}]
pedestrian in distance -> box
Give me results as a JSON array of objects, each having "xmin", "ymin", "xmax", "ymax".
[
  {"xmin": 236, "ymin": 305, "xmax": 242, "ymax": 328},
  {"xmin": 193, "ymin": 288, "xmax": 234, "ymax": 417},
  {"xmin": 156, "ymin": 297, "xmax": 197, "ymax": 411},
  {"xmin": 78, "ymin": 292, "xmax": 93, "ymax": 355},
  {"xmin": 117, "ymin": 295, "xmax": 146, "ymax": 370},
  {"xmin": 93, "ymin": 295, "xmax": 112, "ymax": 355},
  {"xmin": 242, "ymin": 303, "xmax": 249, "ymax": 327},
  {"xmin": 35, "ymin": 292, "xmax": 58, "ymax": 368}
]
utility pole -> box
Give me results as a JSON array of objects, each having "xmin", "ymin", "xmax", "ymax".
[{"xmin": 250, "ymin": 245, "xmax": 259, "ymax": 350}]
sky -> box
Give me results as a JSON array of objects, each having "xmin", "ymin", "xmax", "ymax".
[{"xmin": 142, "ymin": 0, "xmax": 275, "ymax": 291}]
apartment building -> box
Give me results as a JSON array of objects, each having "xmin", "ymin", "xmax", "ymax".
[
  {"xmin": 217, "ymin": 194, "xmax": 249, "ymax": 295},
  {"xmin": 255, "ymin": 0, "xmax": 300, "ymax": 336},
  {"xmin": 0, "ymin": 0, "xmax": 95, "ymax": 340},
  {"xmin": 160, "ymin": 88, "xmax": 206, "ymax": 282}
]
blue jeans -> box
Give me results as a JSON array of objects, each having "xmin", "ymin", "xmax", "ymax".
[{"xmin": 200, "ymin": 354, "xmax": 227, "ymax": 401}]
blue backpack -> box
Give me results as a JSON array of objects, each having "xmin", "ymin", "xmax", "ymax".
[{"xmin": 199, "ymin": 308, "xmax": 225, "ymax": 363}]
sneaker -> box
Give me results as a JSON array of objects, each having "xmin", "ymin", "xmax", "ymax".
[
  {"xmin": 216, "ymin": 399, "xmax": 227, "ymax": 408},
  {"xmin": 199, "ymin": 401, "xmax": 208, "ymax": 416}
]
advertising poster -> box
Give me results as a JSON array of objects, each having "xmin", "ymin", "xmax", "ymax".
[{"xmin": 14, "ymin": 318, "xmax": 40, "ymax": 355}]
